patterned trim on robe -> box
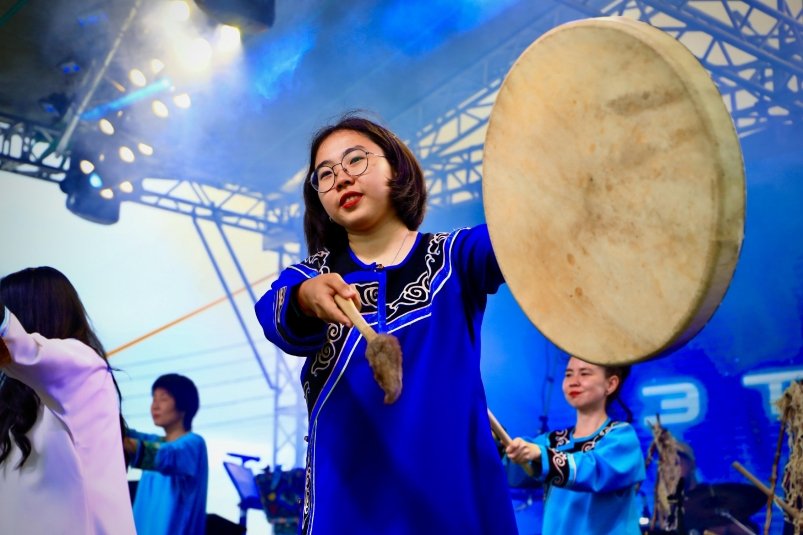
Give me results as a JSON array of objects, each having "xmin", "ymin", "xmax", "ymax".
[
  {"xmin": 299, "ymin": 232, "xmax": 450, "ymax": 415},
  {"xmin": 543, "ymin": 420, "xmax": 619, "ymax": 488},
  {"xmin": 132, "ymin": 438, "xmax": 164, "ymax": 470}
]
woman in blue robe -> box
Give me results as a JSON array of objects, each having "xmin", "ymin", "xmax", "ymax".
[
  {"xmin": 255, "ymin": 115, "xmax": 518, "ymax": 535},
  {"xmin": 125, "ymin": 373, "xmax": 208, "ymax": 535},
  {"xmin": 506, "ymin": 357, "xmax": 645, "ymax": 534}
]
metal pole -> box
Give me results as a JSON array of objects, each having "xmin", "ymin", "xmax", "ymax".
[{"xmin": 55, "ymin": 0, "xmax": 142, "ymax": 155}]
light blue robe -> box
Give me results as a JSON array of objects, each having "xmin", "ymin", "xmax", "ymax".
[
  {"xmin": 129, "ymin": 430, "xmax": 208, "ymax": 535},
  {"xmin": 515, "ymin": 419, "xmax": 646, "ymax": 534}
]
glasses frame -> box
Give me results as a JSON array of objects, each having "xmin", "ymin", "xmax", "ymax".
[{"xmin": 309, "ymin": 148, "xmax": 386, "ymax": 193}]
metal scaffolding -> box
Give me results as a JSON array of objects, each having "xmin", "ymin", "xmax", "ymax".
[
  {"xmin": 394, "ymin": 0, "xmax": 801, "ymax": 210},
  {"xmin": 556, "ymin": 0, "xmax": 803, "ymax": 136}
]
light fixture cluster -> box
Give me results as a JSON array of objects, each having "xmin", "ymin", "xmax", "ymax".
[{"xmin": 60, "ymin": 0, "xmax": 251, "ymax": 224}]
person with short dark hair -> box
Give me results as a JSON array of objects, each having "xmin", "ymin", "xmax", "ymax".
[
  {"xmin": 255, "ymin": 114, "xmax": 517, "ymax": 534},
  {"xmin": 0, "ymin": 266, "xmax": 135, "ymax": 534},
  {"xmin": 125, "ymin": 373, "xmax": 208, "ymax": 535},
  {"xmin": 506, "ymin": 356, "xmax": 645, "ymax": 534}
]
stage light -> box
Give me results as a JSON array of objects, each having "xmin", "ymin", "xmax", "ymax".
[
  {"xmin": 119, "ymin": 146, "xmax": 136, "ymax": 163},
  {"xmin": 179, "ymin": 37, "xmax": 213, "ymax": 72},
  {"xmin": 173, "ymin": 93, "xmax": 191, "ymax": 109},
  {"xmin": 60, "ymin": 60, "xmax": 81, "ymax": 74},
  {"xmin": 215, "ymin": 24, "xmax": 241, "ymax": 54},
  {"xmin": 137, "ymin": 142, "xmax": 154, "ymax": 156},
  {"xmin": 100, "ymin": 188, "xmax": 115, "ymax": 200},
  {"xmin": 194, "ymin": 0, "xmax": 275, "ymax": 33},
  {"xmin": 150, "ymin": 58, "xmax": 166, "ymax": 75},
  {"xmin": 99, "ymin": 118, "xmax": 115, "ymax": 135},
  {"xmin": 167, "ymin": 0, "xmax": 191, "ymax": 22},
  {"xmin": 152, "ymin": 100, "xmax": 170, "ymax": 118},
  {"xmin": 76, "ymin": 7, "xmax": 109, "ymax": 28},
  {"xmin": 79, "ymin": 160, "xmax": 95, "ymax": 174},
  {"xmin": 119, "ymin": 181, "xmax": 134, "ymax": 194},
  {"xmin": 84, "ymin": 79, "xmax": 173, "ymax": 121},
  {"xmin": 129, "ymin": 68, "xmax": 147, "ymax": 87},
  {"xmin": 88, "ymin": 173, "xmax": 103, "ymax": 188},
  {"xmin": 61, "ymin": 155, "xmax": 121, "ymax": 225},
  {"xmin": 65, "ymin": 191, "xmax": 120, "ymax": 224},
  {"xmin": 38, "ymin": 92, "xmax": 70, "ymax": 118}
]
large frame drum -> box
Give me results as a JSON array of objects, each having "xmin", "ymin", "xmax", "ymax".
[{"xmin": 483, "ymin": 17, "xmax": 745, "ymax": 364}]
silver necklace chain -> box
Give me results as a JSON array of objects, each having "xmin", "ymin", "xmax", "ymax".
[{"xmin": 382, "ymin": 230, "xmax": 412, "ymax": 267}]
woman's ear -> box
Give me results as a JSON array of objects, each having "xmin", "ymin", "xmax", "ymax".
[{"xmin": 605, "ymin": 374, "xmax": 620, "ymax": 397}]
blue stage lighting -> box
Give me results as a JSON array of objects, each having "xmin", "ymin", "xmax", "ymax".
[
  {"xmin": 60, "ymin": 61, "xmax": 81, "ymax": 74},
  {"xmin": 88, "ymin": 173, "xmax": 103, "ymax": 189},
  {"xmin": 38, "ymin": 92, "xmax": 70, "ymax": 118},
  {"xmin": 250, "ymin": 29, "xmax": 314, "ymax": 100},
  {"xmin": 82, "ymin": 78, "xmax": 172, "ymax": 121},
  {"xmin": 378, "ymin": 0, "xmax": 517, "ymax": 54}
]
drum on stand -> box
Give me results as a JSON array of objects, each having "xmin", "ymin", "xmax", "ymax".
[{"xmin": 483, "ymin": 17, "xmax": 745, "ymax": 364}]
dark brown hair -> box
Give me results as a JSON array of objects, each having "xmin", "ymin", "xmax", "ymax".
[
  {"xmin": 603, "ymin": 364, "xmax": 632, "ymax": 421},
  {"xmin": 302, "ymin": 113, "xmax": 428, "ymax": 255},
  {"xmin": 0, "ymin": 267, "xmax": 126, "ymax": 467}
]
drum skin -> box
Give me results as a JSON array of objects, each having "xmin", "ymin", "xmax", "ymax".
[{"xmin": 483, "ymin": 17, "xmax": 745, "ymax": 364}]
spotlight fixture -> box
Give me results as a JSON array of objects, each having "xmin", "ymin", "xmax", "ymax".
[
  {"xmin": 88, "ymin": 173, "xmax": 103, "ymax": 188},
  {"xmin": 99, "ymin": 118, "xmax": 115, "ymax": 135},
  {"xmin": 79, "ymin": 160, "xmax": 95, "ymax": 174},
  {"xmin": 167, "ymin": 0, "xmax": 191, "ymax": 22},
  {"xmin": 129, "ymin": 68, "xmax": 147, "ymax": 87},
  {"xmin": 59, "ymin": 60, "xmax": 81, "ymax": 74},
  {"xmin": 173, "ymin": 93, "xmax": 192, "ymax": 109},
  {"xmin": 38, "ymin": 92, "xmax": 70, "ymax": 118},
  {"xmin": 61, "ymin": 155, "xmax": 120, "ymax": 225},
  {"xmin": 193, "ymin": 0, "xmax": 275, "ymax": 33},
  {"xmin": 150, "ymin": 58, "xmax": 166, "ymax": 74},
  {"xmin": 137, "ymin": 143, "xmax": 154, "ymax": 156},
  {"xmin": 152, "ymin": 100, "xmax": 170, "ymax": 118},
  {"xmin": 119, "ymin": 146, "xmax": 136, "ymax": 163}
]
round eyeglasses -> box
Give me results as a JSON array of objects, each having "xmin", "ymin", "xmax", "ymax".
[{"xmin": 310, "ymin": 148, "xmax": 386, "ymax": 193}]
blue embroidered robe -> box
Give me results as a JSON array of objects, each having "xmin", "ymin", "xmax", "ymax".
[
  {"xmin": 255, "ymin": 225, "xmax": 518, "ymax": 535},
  {"xmin": 527, "ymin": 419, "xmax": 645, "ymax": 535}
]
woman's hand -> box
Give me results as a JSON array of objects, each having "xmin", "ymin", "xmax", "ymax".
[
  {"xmin": 506, "ymin": 437, "xmax": 541, "ymax": 464},
  {"xmin": 297, "ymin": 274, "xmax": 361, "ymax": 327},
  {"xmin": 124, "ymin": 437, "xmax": 139, "ymax": 456},
  {"xmin": 0, "ymin": 339, "xmax": 10, "ymax": 366}
]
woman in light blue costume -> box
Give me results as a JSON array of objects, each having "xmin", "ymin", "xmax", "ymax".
[
  {"xmin": 125, "ymin": 373, "xmax": 208, "ymax": 535},
  {"xmin": 255, "ymin": 115, "xmax": 518, "ymax": 535},
  {"xmin": 506, "ymin": 356, "xmax": 645, "ymax": 534}
]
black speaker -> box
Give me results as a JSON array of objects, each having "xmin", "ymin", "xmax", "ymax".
[{"xmin": 205, "ymin": 513, "xmax": 246, "ymax": 535}]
